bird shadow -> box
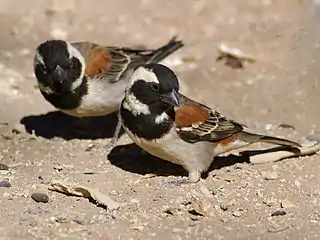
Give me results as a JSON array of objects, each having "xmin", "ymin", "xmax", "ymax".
[
  {"xmin": 108, "ymin": 143, "xmax": 188, "ymax": 177},
  {"xmin": 108, "ymin": 143, "xmax": 299, "ymax": 179},
  {"xmin": 20, "ymin": 111, "xmax": 124, "ymax": 140}
]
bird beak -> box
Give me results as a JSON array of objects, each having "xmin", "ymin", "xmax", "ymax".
[
  {"xmin": 54, "ymin": 65, "xmax": 64, "ymax": 81},
  {"xmin": 160, "ymin": 89, "xmax": 179, "ymax": 107}
]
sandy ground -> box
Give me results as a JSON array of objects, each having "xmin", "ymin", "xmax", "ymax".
[{"xmin": 0, "ymin": 0, "xmax": 320, "ymax": 239}]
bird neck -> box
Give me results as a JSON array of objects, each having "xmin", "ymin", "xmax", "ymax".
[
  {"xmin": 120, "ymin": 100, "xmax": 174, "ymax": 140},
  {"xmin": 41, "ymin": 76, "xmax": 88, "ymax": 110}
]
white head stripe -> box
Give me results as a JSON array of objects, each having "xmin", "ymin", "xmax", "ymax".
[
  {"xmin": 34, "ymin": 50, "xmax": 44, "ymax": 67},
  {"xmin": 128, "ymin": 66, "xmax": 159, "ymax": 86},
  {"xmin": 66, "ymin": 43, "xmax": 86, "ymax": 91}
]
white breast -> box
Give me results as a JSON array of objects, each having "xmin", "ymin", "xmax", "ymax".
[
  {"xmin": 61, "ymin": 79, "xmax": 129, "ymax": 117},
  {"xmin": 123, "ymin": 125, "xmax": 214, "ymax": 173}
]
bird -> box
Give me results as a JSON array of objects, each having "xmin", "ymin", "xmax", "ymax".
[
  {"xmin": 33, "ymin": 36, "xmax": 184, "ymax": 119},
  {"xmin": 119, "ymin": 63, "xmax": 301, "ymax": 183}
]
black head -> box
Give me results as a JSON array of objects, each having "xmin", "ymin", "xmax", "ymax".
[
  {"xmin": 34, "ymin": 40, "xmax": 85, "ymax": 95},
  {"xmin": 127, "ymin": 63, "xmax": 180, "ymax": 115},
  {"xmin": 121, "ymin": 63, "xmax": 180, "ymax": 139}
]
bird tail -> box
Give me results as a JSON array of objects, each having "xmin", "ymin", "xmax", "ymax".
[
  {"xmin": 238, "ymin": 131, "xmax": 301, "ymax": 148},
  {"xmin": 147, "ymin": 36, "xmax": 184, "ymax": 63}
]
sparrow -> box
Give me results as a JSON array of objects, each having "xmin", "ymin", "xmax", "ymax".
[
  {"xmin": 33, "ymin": 36, "xmax": 184, "ymax": 118},
  {"xmin": 119, "ymin": 63, "xmax": 301, "ymax": 183}
]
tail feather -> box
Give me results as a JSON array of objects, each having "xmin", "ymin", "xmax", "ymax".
[
  {"xmin": 147, "ymin": 36, "xmax": 184, "ymax": 63},
  {"xmin": 239, "ymin": 131, "xmax": 301, "ymax": 148}
]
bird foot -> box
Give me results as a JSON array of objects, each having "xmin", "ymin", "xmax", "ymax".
[{"xmin": 188, "ymin": 171, "xmax": 201, "ymax": 183}]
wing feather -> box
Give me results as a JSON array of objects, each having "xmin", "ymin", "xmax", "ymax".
[
  {"xmin": 72, "ymin": 42, "xmax": 159, "ymax": 83},
  {"xmin": 175, "ymin": 94, "xmax": 244, "ymax": 143}
]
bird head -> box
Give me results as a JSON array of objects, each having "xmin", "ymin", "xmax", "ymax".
[
  {"xmin": 34, "ymin": 40, "xmax": 85, "ymax": 95},
  {"xmin": 123, "ymin": 63, "xmax": 180, "ymax": 118}
]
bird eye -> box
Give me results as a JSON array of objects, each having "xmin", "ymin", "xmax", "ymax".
[
  {"xmin": 69, "ymin": 57, "xmax": 80, "ymax": 69},
  {"xmin": 150, "ymin": 83, "xmax": 159, "ymax": 91}
]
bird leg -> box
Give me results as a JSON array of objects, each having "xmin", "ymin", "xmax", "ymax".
[
  {"xmin": 107, "ymin": 117, "xmax": 123, "ymax": 148},
  {"xmin": 188, "ymin": 171, "xmax": 201, "ymax": 183}
]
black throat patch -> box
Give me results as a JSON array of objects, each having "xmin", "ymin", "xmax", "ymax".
[
  {"xmin": 120, "ymin": 101, "xmax": 175, "ymax": 140},
  {"xmin": 40, "ymin": 76, "xmax": 88, "ymax": 110}
]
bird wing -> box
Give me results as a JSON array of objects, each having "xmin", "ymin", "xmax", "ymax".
[
  {"xmin": 175, "ymin": 94, "xmax": 245, "ymax": 143},
  {"xmin": 72, "ymin": 42, "xmax": 160, "ymax": 83}
]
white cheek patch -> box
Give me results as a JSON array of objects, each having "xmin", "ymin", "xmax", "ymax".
[
  {"xmin": 129, "ymin": 66, "xmax": 159, "ymax": 86},
  {"xmin": 66, "ymin": 43, "xmax": 86, "ymax": 91},
  {"xmin": 123, "ymin": 93, "xmax": 150, "ymax": 116},
  {"xmin": 155, "ymin": 112, "xmax": 169, "ymax": 124},
  {"xmin": 34, "ymin": 50, "xmax": 54, "ymax": 94},
  {"xmin": 34, "ymin": 50, "xmax": 44, "ymax": 68},
  {"xmin": 38, "ymin": 82, "xmax": 54, "ymax": 95}
]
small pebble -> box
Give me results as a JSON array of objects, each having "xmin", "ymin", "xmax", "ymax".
[
  {"xmin": 31, "ymin": 193, "xmax": 49, "ymax": 203},
  {"xmin": 211, "ymin": 189, "xmax": 218, "ymax": 195},
  {"xmin": 0, "ymin": 163, "xmax": 9, "ymax": 170},
  {"xmin": 220, "ymin": 202, "xmax": 229, "ymax": 211},
  {"xmin": 86, "ymin": 144, "xmax": 96, "ymax": 152},
  {"xmin": 294, "ymin": 180, "xmax": 301, "ymax": 188},
  {"xmin": 232, "ymin": 211, "xmax": 242, "ymax": 217},
  {"xmin": 271, "ymin": 210, "xmax": 286, "ymax": 217},
  {"xmin": 0, "ymin": 180, "xmax": 11, "ymax": 188},
  {"xmin": 281, "ymin": 199, "xmax": 295, "ymax": 209},
  {"xmin": 256, "ymin": 190, "xmax": 263, "ymax": 197},
  {"xmin": 279, "ymin": 178, "xmax": 286, "ymax": 183},
  {"xmin": 262, "ymin": 171, "xmax": 278, "ymax": 180},
  {"xmin": 263, "ymin": 197, "xmax": 277, "ymax": 207},
  {"xmin": 278, "ymin": 123, "xmax": 295, "ymax": 130},
  {"xmin": 72, "ymin": 219, "xmax": 84, "ymax": 225},
  {"xmin": 12, "ymin": 123, "xmax": 26, "ymax": 134}
]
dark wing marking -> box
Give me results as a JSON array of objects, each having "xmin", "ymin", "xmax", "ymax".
[
  {"xmin": 175, "ymin": 94, "xmax": 244, "ymax": 143},
  {"xmin": 72, "ymin": 42, "xmax": 132, "ymax": 82}
]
